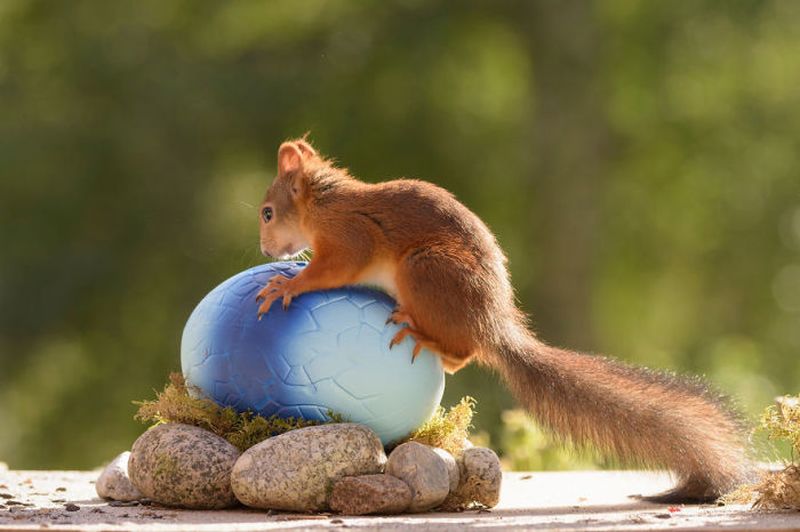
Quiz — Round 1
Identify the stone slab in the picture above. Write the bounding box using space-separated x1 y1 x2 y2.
0 469 797 531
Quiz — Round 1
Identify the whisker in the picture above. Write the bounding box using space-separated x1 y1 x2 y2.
233 243 264 267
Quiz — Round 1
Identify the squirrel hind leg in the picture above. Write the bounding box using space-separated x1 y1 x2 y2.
389 326 446 361
394 248 487 359
389 325 473 373
440 354 472 374
387 306 416 329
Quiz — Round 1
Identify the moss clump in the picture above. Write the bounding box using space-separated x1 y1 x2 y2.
719 482 758 506
136 374 477 455
134 373 340 451
406 396 476 456
723 394 800 509
750 466 800 510
227 410 344 450
761 395 800 457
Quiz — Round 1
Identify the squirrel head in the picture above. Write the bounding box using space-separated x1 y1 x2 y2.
258 139 319 259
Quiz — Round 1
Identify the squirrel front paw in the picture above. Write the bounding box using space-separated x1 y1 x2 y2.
256 275 295 317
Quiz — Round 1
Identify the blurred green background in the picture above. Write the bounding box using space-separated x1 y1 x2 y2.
2 0 800 470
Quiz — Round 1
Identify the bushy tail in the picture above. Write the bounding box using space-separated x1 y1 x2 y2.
485 330 753 502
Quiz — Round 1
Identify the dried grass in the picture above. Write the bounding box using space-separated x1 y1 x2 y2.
135 373 476 454
406 396 476 456
722 394 800 510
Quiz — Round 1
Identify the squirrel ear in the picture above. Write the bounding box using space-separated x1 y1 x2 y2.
295 139 317 158
277 142 303 175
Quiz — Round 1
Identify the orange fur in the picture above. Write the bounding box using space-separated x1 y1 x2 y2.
256 139 754 502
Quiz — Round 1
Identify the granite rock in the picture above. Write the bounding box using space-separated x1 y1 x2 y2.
442 446 502 510
128 423 240 509
96 452 143 502
231 423 386 512
329 474 412 515
385 441 449 512
432 448 460 493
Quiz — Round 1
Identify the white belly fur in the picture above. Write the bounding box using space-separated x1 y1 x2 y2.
356 260 398 297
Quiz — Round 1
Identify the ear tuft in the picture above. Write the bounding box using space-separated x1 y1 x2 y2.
295 138 317 158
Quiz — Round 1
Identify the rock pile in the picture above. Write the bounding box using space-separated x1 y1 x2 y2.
97 422 502 514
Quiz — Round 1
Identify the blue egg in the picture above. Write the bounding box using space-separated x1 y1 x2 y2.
181 262 445 445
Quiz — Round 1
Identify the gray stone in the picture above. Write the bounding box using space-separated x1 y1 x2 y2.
128 423 240 509
432 448 460 493
442 447 503 510
385 441 449 512
95 452 143 502
329 474 412 515
231 423 386 512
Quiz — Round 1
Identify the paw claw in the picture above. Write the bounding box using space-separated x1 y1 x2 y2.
390 327 411 348
388 326 448 366
255 274 294 317
257 299 274 316
387 308 416 329
412 343 423 361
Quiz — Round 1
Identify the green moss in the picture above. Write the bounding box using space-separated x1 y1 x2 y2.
405 396 476 456
153 452 179 480
760 395 800 457
136 374 476 456
134 373 342 451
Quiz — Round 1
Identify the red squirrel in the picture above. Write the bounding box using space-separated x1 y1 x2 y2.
255 138 751 502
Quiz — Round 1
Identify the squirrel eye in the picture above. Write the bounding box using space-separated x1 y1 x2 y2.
261 206 273 223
